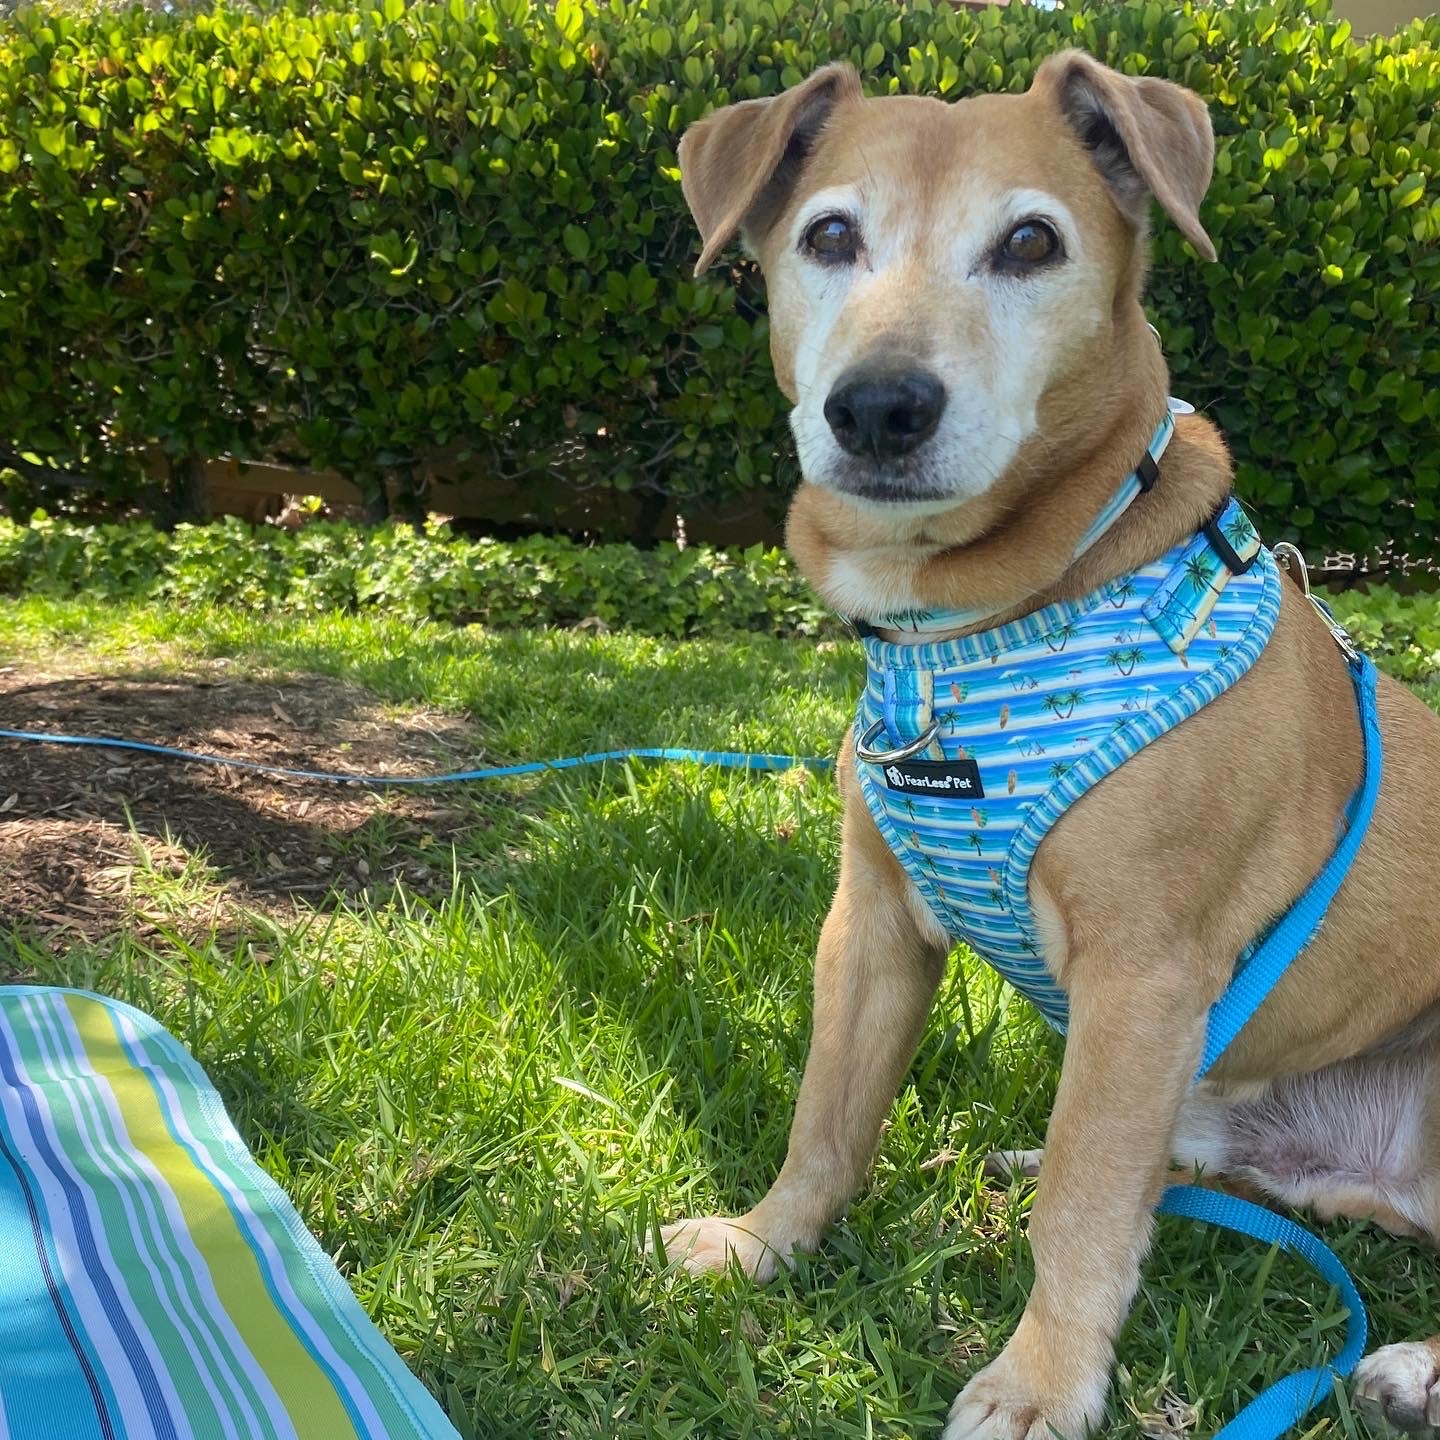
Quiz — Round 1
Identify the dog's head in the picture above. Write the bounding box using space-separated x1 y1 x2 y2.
678 54 1214 520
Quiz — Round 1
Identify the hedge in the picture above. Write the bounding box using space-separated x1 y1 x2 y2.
0 0 1437 560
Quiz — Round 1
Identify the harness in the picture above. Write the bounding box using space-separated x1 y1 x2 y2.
848 405 1381 1440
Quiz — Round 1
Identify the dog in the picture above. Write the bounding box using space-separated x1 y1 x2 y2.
652 52 1440 1439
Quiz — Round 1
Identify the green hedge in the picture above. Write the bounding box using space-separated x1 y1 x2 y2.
1 0 1437 559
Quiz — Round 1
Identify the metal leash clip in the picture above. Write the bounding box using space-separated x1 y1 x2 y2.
1272 541 1359 662
854 718 941 764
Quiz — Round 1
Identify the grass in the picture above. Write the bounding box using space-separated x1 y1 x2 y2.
1 593 1434 1440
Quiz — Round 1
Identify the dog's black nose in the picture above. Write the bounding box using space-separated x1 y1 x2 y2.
823 368 946 460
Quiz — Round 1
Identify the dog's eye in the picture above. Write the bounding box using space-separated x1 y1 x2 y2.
997 220 1061 269
803 214 858 262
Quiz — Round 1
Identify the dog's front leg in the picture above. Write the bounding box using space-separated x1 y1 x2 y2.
653 774 949 1281
944 953 1208 1440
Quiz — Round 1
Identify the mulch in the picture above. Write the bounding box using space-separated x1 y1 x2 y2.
0 661 490 961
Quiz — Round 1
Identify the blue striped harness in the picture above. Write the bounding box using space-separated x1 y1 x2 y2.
847 408 1382 1440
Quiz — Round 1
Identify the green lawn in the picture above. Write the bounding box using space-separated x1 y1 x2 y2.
1 594 1433 1440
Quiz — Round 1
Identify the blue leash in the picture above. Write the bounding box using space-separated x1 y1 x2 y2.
0 728 832 784
1198 654 1383 1076
1154 652 1381 1440
1157 1184 1368 1440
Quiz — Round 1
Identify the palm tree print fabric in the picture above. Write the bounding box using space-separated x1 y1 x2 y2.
1141 506 1263 655
855 499 1282 1033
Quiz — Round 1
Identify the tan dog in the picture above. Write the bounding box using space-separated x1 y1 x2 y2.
654 53 1440 1439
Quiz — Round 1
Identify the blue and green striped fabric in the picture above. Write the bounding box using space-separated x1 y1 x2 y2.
0 986 461 1440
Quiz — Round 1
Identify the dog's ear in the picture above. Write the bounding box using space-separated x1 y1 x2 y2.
1034 51 1216 262
678 63 863 275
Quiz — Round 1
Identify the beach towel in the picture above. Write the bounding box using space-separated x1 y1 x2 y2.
0 985 461 1440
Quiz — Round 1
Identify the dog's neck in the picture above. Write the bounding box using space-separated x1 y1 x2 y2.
785 329 1235 643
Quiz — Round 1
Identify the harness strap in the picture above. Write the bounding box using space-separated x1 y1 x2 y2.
881 669 943 759
1203 503 1261 576
1198 654 1382 1078
1142 499 1264 656
1135 447 1160 493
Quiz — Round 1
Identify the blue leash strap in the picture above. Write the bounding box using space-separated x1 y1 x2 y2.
1198 654 1382 1078
1157 1184 1368 1440
0 728 832 785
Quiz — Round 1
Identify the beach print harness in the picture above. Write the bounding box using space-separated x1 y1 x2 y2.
847 403 1383 1440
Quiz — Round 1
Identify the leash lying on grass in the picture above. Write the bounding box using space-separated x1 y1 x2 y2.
0 729 833 783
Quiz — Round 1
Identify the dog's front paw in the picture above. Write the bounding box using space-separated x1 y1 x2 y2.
1354 1342 1440 1432
942 1342 1106 1440
645 1214 790 1282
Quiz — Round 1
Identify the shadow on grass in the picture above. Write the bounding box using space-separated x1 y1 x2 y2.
0 670 535 950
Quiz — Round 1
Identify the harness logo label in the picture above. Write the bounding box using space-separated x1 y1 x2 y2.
881 758 985 797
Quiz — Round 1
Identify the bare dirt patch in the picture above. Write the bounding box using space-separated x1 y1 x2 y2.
0 663 491 959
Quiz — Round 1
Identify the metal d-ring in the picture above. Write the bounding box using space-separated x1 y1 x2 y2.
1271 541 1312 596
854 718 941 765
1272 541 1359 661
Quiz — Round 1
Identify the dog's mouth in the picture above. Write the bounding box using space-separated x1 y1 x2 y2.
841 478 951 504
826 455 956 507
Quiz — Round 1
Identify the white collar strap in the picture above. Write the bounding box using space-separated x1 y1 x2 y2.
848 400 1187 643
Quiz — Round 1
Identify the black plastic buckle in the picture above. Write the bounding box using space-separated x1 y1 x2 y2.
1135 449 1160 493
1202 498 1257 576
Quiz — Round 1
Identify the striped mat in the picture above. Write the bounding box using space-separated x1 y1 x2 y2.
0 986 460 1440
